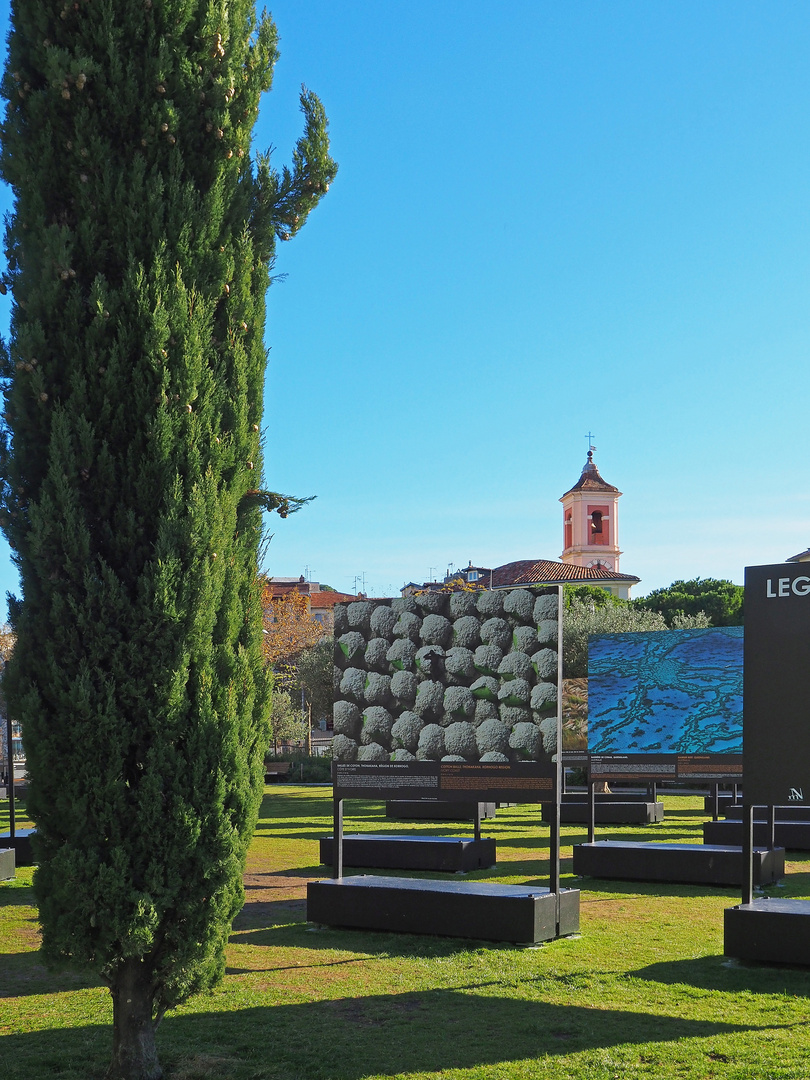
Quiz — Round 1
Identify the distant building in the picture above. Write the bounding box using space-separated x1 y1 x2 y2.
404 449 640 600
263 575 359 633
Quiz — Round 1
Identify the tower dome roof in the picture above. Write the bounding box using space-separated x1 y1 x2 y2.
561 450 620 497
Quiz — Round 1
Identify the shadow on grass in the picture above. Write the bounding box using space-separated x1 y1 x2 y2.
0 886 37 908
629 954 810 996
0 949 103 998
228 920 510 957
0 988 785 1080
231 898 307 933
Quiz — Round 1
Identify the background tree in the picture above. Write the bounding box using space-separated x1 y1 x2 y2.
267 689 309 755
563 583 625 610
0 4 335 1079
296 636 334 725
563 599 710 678
261 586 323 690
634 578 744 626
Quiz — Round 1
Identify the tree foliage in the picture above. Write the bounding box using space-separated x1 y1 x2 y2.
0 3 335 1077
563 600 710 678
563 584 625 610
634 578 744 626
267 689 308 754
296 636 334 724
261 587 323 672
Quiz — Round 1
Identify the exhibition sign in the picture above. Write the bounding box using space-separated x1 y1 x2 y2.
744 563 810 807
332 760 554 803
586 627 743 782
331 586 561 803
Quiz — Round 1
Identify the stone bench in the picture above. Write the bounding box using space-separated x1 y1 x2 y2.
307 875 580 944
1 829 35 866
703 819 810 851
542 801 664 825
723 805 810 822
0 848 14 881
319 834 496 872
264 762 291 782
573 840 784 886
725 898 810 965
386 801 496 822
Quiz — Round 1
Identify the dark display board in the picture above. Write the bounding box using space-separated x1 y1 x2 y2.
744 563 810 806
333 760 555 803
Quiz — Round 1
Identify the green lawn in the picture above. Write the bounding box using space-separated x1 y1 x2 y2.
2 789 810 1079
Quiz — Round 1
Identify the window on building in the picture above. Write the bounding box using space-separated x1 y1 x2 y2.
467 571 479 582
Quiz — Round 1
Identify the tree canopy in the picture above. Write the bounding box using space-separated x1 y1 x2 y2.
0 3 335 1077
634 578 744 626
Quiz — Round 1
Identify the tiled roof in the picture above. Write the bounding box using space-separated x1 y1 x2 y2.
491 559 640 587
561 452 619 496
309 591 359 608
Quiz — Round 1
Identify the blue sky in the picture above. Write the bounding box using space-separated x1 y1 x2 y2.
0 1 808 607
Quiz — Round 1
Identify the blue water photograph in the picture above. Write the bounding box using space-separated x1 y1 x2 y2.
587 627 743 755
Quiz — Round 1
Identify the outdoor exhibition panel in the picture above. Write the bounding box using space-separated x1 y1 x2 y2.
307 588 578 944
585 627 744 786
569 627 757 887
724 563 810 965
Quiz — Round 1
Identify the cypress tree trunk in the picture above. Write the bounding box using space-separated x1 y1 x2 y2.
108 959 162 1080
0 4 335 1077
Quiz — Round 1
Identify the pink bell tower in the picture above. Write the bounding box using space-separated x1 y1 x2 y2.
560 442 622 572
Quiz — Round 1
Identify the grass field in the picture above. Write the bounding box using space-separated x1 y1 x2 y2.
2 789 810 1079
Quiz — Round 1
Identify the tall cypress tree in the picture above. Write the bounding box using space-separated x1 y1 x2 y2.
0 4 335 1078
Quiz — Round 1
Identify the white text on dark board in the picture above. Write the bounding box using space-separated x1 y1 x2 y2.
766 577 810 597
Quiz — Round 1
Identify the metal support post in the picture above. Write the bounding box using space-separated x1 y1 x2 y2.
742 803 754 905
333 797 344 880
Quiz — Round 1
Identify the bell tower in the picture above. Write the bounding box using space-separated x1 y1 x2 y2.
560 445 622 572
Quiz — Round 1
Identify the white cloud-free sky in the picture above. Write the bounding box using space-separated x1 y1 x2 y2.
0 1 808 608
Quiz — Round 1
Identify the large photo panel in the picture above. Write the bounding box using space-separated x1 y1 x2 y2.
331 587 561 802
744 563 810 806
586 627 743 782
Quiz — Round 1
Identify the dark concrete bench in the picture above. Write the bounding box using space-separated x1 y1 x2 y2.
307 875 580 944
319 834 496 872
725 898 810 965
573 840 784 886
386 801 496 822
0 848 14 880
542 801 664 825
723 805 810 822
562 793 654 803
704 793 741 814
264 762 291 782
1 830 35 866
704 819 810 851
